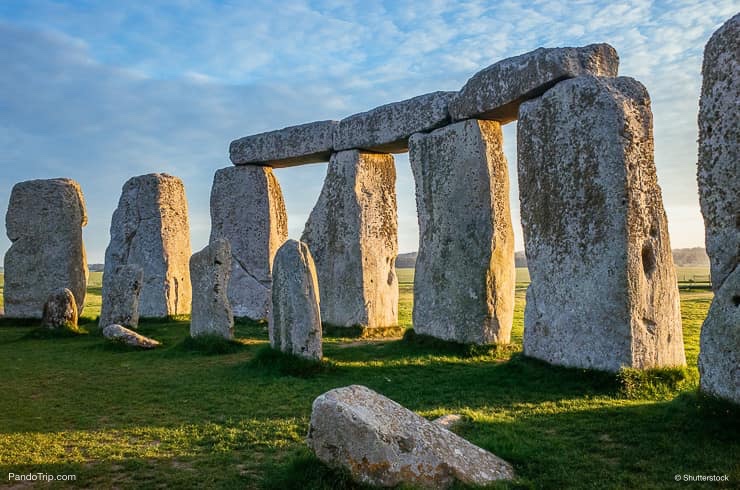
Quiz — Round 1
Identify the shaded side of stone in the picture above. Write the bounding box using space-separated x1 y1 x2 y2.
301 150 398 328
518 75 684 372
449 43 619 123
229 120 337 167
269 239 322 360
3 178 88 318
99 265 143 329
333 91 456 153
209 166 288 320
103 173 192 318
190 239 234 340
410 119 515 344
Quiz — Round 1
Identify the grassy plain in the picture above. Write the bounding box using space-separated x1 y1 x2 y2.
0 268 737 489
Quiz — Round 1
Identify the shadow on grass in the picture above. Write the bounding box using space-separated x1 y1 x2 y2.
244 345 336 378
177 334 249 355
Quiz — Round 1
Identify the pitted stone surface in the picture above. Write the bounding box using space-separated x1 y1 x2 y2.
41 288 78 330
4 178 88 318
99 265 143 329
103 324 160 349
697 13 739 292
209 166 288 320
333 91 456 153
269 239 322 360
410 119 514 345
190 239 234 340
697 14 739 404
301 150 398 328
307 385 514 488
230 120 337 167
103 173 192 318
518 75 685 372
449 43 619 123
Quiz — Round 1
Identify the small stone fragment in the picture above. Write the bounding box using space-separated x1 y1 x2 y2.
230 120 337 167
307 385 514 488
269 239 322 360
99 265 143 329
41 288 78 331
432 414 463 431
102 324 160 349
190 239 234 340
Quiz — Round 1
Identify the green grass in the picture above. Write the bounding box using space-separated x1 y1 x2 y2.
0 269 737 489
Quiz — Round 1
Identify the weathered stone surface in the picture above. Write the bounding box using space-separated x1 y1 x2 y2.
102 324 160 349
99 265 143 329
230 120 337 167
409 120 514 344
697 13 739 292
697 14 739 404
269 239 322 360
333 91 456 153
190 239 234 340
41 288 78 330
209 166 288 320
518 75 685 372
432 414 463 430
301 150 398 328
449 43 619 123
3 178 88 318
307 385 514 488
698 267 739 404
103 173 192 318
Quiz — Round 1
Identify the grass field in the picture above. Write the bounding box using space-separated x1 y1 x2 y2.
0 268 737 489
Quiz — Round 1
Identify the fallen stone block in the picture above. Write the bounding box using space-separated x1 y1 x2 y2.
230 120 337 167
307 385 514 488
102 324 160 349
449 43 619 123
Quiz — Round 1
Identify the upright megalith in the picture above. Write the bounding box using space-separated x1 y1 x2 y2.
190 239 234 340
209 166 288 320
41 288 78 331
3 178 88 318
302 150 398 328
518 75 684 372
270 239 322 360
103 173 192 318
409 120 515 344
697 14 739 404
449 43 619 123
99 265 143 329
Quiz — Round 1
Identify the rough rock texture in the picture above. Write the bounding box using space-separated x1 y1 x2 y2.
102 324 160 349
269 239 322 360
230 120 337 167
409 120 514 344
518 75 685 372
99 265 143 329
3 178 88 318
307 385 514 488
449 43 619 123
333 91 456 153
41 288 78 330
697 13 739 292
190 239 234 340
432 414 462 430
209 166 288 320
103 173 192 318
697 14 739 404
301 150 398 328
698 268 740 403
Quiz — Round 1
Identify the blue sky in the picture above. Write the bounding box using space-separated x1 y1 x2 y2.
0 0 736 262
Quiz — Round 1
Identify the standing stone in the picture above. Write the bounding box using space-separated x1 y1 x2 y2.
3 178 88 318
102 173 192 318
518 75 685 372
697 14 739 404
449 43 619 123
270 239 322 360
190 239 234 340
99 265 143 329
409 120 515 344
209 166 288 320
41 288 78 330
302 150 398 328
